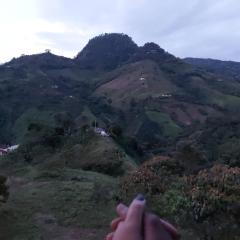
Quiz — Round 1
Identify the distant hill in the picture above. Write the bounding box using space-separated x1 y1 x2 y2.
6 51 74 69
1 33 240 153
184 57 240 82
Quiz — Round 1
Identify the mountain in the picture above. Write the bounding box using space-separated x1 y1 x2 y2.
6 51 74 69
1 33 240 240
2 33 240 149
184 57 240 82
2 32 240 154
75 33 138 69
0 52 91 143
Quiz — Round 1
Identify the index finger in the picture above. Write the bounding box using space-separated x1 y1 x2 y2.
125 194 146 228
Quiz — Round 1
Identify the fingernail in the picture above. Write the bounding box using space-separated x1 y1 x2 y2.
135 193 145 201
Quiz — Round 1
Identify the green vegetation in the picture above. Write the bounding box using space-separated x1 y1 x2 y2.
180 116 240 167
146 111 182 138
0 175 8 203
119 158 240 239
1 33 240 239
212 93 240 111
13 108 56 142
76 33 138 70
0 168 117 240
184 57 240 82
46 135 136 176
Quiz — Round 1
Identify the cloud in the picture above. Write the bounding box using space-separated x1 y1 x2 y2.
1 0 240 62
35 0 240 60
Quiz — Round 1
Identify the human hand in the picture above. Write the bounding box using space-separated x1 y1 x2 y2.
106 195 180 240
106 195 146 240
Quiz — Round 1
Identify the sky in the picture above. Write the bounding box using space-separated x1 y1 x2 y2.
1 0 240 63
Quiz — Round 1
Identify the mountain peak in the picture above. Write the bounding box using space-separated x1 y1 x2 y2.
142 42 165 53
128 41 177 64
75 33 138 70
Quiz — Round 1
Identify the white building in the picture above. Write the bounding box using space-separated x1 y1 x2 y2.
94 128 110 137
6 145 19 152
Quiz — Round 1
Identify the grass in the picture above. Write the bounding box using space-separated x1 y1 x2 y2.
0 129 136 239
211 92 240 111
0 167 117 240
146 111 182 138
43 134 137 176
13 108 56 143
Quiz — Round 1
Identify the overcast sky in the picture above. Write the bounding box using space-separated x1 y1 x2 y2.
1 0 240 63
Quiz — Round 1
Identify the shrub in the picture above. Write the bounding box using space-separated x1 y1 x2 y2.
184 164 240 222
119 156 183 201
175 141 208 173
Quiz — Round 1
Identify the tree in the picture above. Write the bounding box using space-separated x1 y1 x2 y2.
0 176 8 203
75 33 138 69
54 112 75 135
185 164 240 222
108 125 122 138
175 141 207 173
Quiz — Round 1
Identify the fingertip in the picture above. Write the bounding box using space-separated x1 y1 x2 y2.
116 203 128 217
126 198 146 224
133 194 146 207
135 193 145 201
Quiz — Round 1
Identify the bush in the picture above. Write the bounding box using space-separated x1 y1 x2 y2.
119 156 183 201
184 164 240 222
175 141 208 173
152 187 191 222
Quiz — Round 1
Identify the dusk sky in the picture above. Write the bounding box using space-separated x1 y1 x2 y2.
1 0 240 63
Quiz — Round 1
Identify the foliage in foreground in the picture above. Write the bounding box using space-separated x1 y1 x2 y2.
119 157 240 239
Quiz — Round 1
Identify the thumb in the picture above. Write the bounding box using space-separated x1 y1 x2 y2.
125 194 146 228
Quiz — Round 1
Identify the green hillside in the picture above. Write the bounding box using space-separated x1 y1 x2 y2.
1 33 240 239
